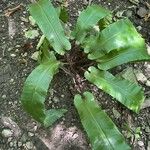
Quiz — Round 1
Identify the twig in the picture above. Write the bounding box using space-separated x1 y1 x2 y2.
4 4 23 17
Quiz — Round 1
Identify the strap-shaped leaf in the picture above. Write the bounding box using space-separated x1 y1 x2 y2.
29 0 71 55
21 52 67 127
97 47 150 70
72 5 110 43
84 67 145 113
74 92 131 150
84 19 147 60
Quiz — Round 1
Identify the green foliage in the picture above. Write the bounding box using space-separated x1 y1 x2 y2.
21 0 150 149
84 66 144 113
74 92 131 150
21 48 67 127
72 5 110 43
29 0 71 55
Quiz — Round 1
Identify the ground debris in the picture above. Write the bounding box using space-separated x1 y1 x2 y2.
141 98 150 109
4 4 23 17
1 116 21 138
128 0 139 5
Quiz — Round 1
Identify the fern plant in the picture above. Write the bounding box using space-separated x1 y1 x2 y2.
21 0 150 149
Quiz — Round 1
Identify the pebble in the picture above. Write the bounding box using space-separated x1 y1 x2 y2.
146 80 150 87
2 94 7 99
10 79 14 83
31 51 39 61
145 127 150 133
135 71 147 83
28 132 34 137
137 7 148 18
1 117 21 137
53 97 59 103
9 142 13 147
25 141 34 149
138 141 144 147
10 54 16 57
147 45 150 55
2 129 13 138
18 141 22 147
147 141 150 150
125 10 132 18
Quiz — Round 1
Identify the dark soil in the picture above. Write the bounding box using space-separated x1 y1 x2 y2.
0 0 150 150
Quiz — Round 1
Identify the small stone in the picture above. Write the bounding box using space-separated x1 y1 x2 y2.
2 129 13 138
20 17 28 23
141 98 150 109
8 137 13 142
25 142 34 149
125 10 132 17
22 52 27 57
20 133 28 142
53 97 59 103
1 117 21 137
147 45 150 55
137 7 148 18
9 141 13 147
145 127 150 133
2 94 6 99
135 70 147 83
146 80 150 87
10 79 14 83
10 54 16 57
136 26 142 31
112 108 121 119
8 48 13 51
28 132 34 137
147 141 150 150
138 141 144 147
33 125 38 131
31 51 39 61
18 141 22 147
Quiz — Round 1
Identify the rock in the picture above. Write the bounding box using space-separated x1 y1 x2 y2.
10 54 16 57
147 44 150 55
146 80 150 87
137 7 148 18
141 98 150 109
2 94 7 99
20 133 28 142
1 117 21 137
31 51 39 61
2 129 13 138
53 97 59 103
112 108 121 119
136 26 142 31
147 141 150 150
145 127 150 133
18 141 22 147
28 132 34 137
135 70 147 83
25 141 34 149
138 140 144 147
125 10 133 17
9 141 13 147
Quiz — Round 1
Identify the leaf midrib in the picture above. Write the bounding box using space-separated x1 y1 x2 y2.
36 2 65 51
29 64 53 116
83 101 115 150
88 72 134 107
